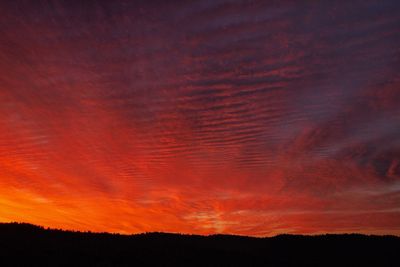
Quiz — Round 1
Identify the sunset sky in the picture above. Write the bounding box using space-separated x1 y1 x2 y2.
0 0 400 236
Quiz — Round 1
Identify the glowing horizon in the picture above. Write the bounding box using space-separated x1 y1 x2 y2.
0 1 400 236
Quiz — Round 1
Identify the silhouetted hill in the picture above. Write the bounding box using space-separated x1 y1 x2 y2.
0 223 399 266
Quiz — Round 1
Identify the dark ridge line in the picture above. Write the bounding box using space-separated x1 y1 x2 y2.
1 222 399 239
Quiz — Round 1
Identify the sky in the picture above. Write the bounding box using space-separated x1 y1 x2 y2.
0 0 400 236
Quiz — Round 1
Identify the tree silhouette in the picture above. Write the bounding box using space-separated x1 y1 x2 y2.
0 222 399 266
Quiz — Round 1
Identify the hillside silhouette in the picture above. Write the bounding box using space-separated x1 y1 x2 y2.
0 223 399 266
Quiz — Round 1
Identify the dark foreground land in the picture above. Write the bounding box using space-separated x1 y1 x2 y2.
0 223 399 267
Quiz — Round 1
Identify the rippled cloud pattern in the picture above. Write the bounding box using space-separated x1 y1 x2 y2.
0 0 400 235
